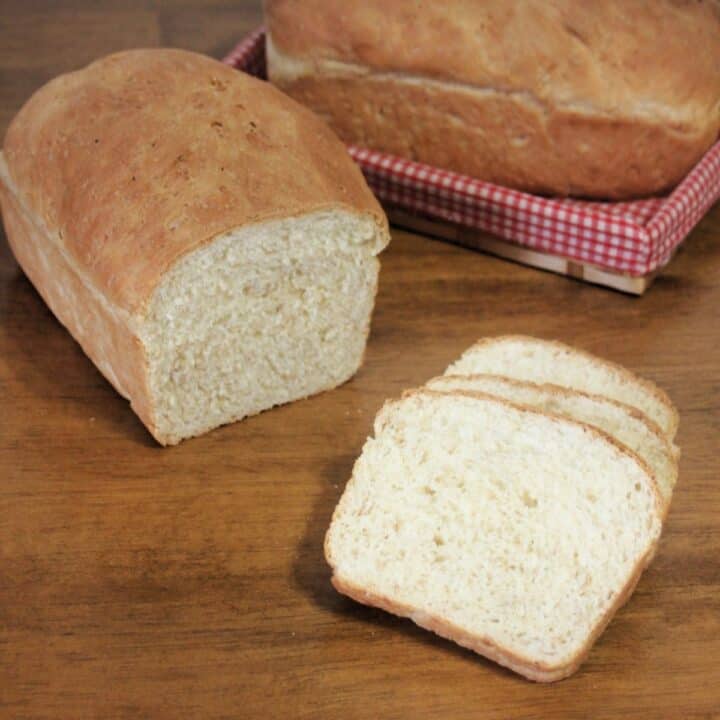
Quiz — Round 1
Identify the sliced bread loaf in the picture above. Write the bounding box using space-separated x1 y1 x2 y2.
325 390 663 682
427 374 678 513
445 336 678 439
0 50 389 445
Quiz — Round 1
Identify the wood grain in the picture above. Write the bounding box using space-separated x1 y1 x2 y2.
1 3 719 718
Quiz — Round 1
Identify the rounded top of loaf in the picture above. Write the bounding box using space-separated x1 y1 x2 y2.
1 48 389 314
266 0 720 133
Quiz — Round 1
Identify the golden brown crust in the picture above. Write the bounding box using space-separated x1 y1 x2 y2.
271 72 715 199
331 554 651 683
0 160 157 435
2 49 388 315
455 335 680 439
325 388 664 681
266 0 720 115
331 574 580 682
265 0 720 198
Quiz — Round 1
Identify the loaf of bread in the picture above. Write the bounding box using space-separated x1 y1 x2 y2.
265 0 720 199
0 49 390 444
325 390 663 682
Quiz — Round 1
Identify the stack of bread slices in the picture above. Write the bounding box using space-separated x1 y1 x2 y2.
325 336 678 682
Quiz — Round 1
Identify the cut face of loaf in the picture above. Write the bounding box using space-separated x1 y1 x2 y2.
427 374 678 512
0 49 390 444
142 211 381 443
325 390 663 682
446 336 678 439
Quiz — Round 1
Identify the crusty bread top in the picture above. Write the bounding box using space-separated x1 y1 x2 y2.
2 49 388 315
265 0 720 135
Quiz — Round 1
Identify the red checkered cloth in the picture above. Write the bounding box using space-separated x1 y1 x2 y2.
224 28 720 277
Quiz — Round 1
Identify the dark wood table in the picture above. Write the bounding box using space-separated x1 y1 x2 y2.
1 3 719 718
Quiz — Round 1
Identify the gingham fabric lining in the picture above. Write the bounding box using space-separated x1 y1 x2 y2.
224 28 720 277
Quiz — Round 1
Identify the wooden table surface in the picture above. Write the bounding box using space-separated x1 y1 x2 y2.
1 3 719 718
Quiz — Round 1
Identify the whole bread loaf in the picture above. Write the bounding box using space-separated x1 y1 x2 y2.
0 49 390 444
265 0 720 199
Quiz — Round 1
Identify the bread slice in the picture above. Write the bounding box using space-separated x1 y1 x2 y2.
427 374 678 513
446 336 678 439
325 390 663 682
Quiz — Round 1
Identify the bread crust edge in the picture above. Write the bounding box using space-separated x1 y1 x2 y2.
450 335 679 439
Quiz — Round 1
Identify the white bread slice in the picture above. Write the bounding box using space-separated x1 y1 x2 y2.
427 374 678 513
446 336 678 439
325 390 663 682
